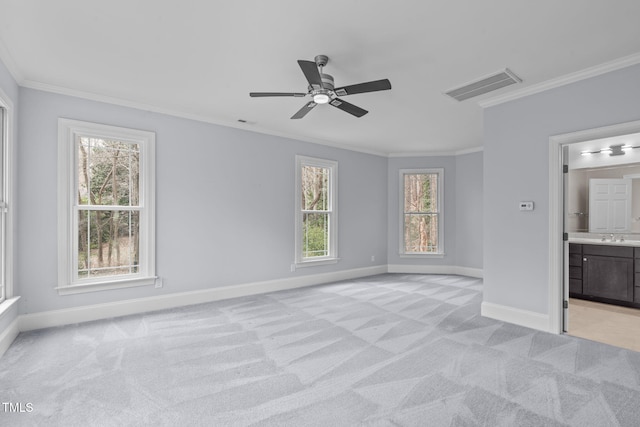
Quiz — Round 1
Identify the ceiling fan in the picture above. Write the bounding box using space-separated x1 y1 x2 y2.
250 55 391 119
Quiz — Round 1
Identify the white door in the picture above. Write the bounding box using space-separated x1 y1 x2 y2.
589 178 631 233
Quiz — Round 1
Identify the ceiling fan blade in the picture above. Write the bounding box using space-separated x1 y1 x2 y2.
297 60 323 88
329 98 368 117
291 101 317 119
250 92 306 97
334 79 392 96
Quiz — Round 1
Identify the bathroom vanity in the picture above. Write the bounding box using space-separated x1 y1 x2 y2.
569 240 640 307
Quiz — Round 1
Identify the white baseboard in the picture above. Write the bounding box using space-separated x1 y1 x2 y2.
387 264 483 278
14 264 486 333
481 301 550 332
19 265 387 332
0 317 19 358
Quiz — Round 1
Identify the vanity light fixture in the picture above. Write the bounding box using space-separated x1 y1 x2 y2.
609 145 625 156
580 143 640 156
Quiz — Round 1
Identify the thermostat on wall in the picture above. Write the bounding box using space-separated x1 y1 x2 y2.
519 201 534 211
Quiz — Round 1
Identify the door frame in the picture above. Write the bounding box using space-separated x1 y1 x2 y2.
549 119 640 334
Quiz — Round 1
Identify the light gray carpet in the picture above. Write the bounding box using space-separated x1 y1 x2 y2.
2 273 640 426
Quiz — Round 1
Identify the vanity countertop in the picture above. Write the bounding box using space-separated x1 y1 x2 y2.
569 237 640 247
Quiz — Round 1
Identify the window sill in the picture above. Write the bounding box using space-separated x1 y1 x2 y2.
399 253 445 259
0 296 20 321
56 276 158 295
295 258 340 269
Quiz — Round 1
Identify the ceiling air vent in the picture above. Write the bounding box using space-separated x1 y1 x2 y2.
445 68 522 101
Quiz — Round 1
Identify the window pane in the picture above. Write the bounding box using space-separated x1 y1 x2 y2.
404 214 438 252
77 138 90 205
302 166 328 210
404 173 437 213
303 212 328 258
79 137 140 206
78 209 140 278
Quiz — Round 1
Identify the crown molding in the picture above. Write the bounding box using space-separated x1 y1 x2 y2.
20 79 390 158
454 146 484 156
479 51 640 108
388 146 483 158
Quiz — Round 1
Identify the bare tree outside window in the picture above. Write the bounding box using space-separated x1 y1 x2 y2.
301 165 329 258
295 156 337 265
77 137 141 278
403 172 440 253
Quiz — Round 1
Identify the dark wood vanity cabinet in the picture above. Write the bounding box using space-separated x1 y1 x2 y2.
583 245 634 302
568 243 583 295
570 243 637 306
635 248 640 304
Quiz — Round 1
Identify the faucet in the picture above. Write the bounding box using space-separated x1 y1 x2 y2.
610 234 616 242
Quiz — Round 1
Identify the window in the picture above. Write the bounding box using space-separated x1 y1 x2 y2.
58 119 155 294
400 169 444 255
295 156 338 266
0 104 7 303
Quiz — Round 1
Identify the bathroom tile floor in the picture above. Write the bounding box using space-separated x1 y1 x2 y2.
568 298 640 352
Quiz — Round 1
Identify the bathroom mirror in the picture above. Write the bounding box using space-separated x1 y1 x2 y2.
567 162 640 233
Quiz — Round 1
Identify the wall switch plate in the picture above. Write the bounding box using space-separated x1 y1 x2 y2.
290 264 296 272
155 277 163 288
519 201 534 211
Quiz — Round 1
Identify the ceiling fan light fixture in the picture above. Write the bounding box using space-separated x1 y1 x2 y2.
313 93 330 104
250 55 391 119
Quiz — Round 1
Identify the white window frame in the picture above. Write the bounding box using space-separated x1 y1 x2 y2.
57 119 156 295
295 155 338 267
0 89 12 305
399 168 444 257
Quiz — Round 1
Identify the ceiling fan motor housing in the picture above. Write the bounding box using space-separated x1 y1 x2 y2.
320 73 334 90
314 54 329 68
309 73 334 94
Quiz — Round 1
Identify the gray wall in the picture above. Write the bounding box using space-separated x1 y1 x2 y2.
387 152 483 269
455 151 483 269
16 88 389 314
0 57 19 336
3 59 486 321
484 63 640 315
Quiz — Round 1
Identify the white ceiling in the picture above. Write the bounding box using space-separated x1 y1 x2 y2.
1 1 640 156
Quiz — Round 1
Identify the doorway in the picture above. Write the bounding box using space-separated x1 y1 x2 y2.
549 119 640 351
